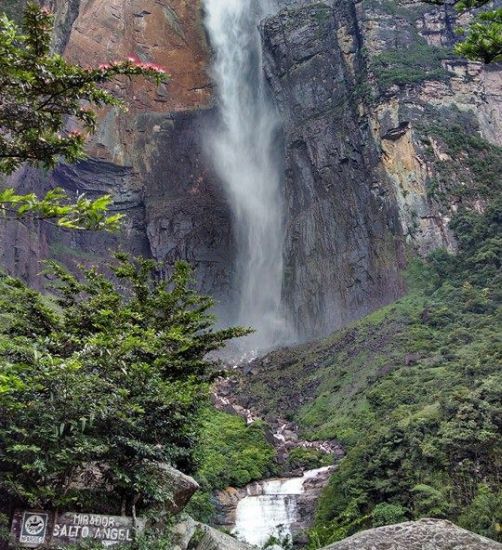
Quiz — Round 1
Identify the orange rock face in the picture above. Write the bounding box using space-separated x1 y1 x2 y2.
66 0 211 112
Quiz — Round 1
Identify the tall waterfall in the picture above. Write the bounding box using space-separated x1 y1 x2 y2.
203 0 288 351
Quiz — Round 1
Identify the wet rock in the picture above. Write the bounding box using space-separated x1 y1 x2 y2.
214 487 245 527
322 518 502 549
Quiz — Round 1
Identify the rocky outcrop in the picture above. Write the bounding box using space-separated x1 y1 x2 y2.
261 0 502 339
172 517 253 550
154 464 200 515
322 518 502 549
189 523 253 550
263 1 406 339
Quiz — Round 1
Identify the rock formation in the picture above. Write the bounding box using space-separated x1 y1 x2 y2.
322 518 502 549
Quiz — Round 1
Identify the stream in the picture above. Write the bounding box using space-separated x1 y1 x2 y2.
214 375 343 547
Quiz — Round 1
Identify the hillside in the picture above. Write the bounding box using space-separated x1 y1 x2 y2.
234 198 501 545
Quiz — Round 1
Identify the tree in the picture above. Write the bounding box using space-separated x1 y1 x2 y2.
455 8 502 64
425 0 502 63
0 255 249 515
0 3 168 230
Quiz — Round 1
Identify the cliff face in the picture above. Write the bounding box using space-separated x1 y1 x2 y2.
0 0 500 340
0 0 235 310
262 0 502 338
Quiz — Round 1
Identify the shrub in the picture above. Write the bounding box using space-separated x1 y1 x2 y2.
371 503 408 527
372 45 451 89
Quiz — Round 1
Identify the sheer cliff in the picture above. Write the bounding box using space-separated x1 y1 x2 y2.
0 0 500 342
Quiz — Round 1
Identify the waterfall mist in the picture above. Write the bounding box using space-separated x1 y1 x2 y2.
203 0 290 352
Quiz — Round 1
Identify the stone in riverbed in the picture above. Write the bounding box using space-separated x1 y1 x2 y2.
322 518 502 549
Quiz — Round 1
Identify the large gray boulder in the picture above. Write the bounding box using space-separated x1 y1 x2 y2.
154 464 200 515
172 518 252 550
71 462 199 515
190 524 253 550
323 519 502 549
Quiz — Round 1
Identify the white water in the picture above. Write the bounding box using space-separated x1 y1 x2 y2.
203 0 289 351
233 467 332 547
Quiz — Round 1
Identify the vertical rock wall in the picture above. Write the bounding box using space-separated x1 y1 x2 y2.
262 0 501 339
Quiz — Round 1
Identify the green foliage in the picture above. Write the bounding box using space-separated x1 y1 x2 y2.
309 200 502 543
0 4 167 230
187 408 277 523
0 187 123 230
371 44 451 90
458 484 502 539
188 409 280 526
423 0 501 63
0 256 248 515
195 409 277 489
45 528 175 550
411 484 450 518
371 503 407 527
264 533 293 549
287 448 332 471
241 200 501 546
455 9 502 63
422 123 502 207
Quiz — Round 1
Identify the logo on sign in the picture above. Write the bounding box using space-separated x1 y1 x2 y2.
20 512 49 545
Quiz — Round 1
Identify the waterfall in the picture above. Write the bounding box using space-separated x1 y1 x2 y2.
203 0 289 351
233 467 333 547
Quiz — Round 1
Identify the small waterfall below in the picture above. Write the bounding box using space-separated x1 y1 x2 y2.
203 0 289 351
233 467 333 547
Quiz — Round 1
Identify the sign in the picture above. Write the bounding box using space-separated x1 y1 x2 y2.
19 513 49 547
11 511 145 548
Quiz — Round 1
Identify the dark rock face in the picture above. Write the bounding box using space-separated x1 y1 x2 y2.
0 109 235 310
263 1 406 339
260 0 501 340
322 518 502 549
138 109 235 309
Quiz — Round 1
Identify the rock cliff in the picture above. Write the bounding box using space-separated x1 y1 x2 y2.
0 0 500 340
262 0 502 338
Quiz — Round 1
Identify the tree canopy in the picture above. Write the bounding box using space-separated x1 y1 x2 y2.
427 0 502 63
0 255 249 516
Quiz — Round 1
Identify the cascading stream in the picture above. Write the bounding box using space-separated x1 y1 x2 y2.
203 0 289 351
233 467 333 546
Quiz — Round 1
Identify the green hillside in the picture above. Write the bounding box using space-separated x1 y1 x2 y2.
236 198 502 546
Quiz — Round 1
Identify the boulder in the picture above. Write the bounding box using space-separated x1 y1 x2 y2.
171 517 199 550
322 519 502 549
154 464 200 515
187 523 252 550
